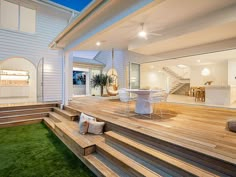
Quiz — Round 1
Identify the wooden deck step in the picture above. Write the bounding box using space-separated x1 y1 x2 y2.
105 120 236 176
0 112 49 123
85 153 127 177
96 141 162 177
64 105 80 115
48 112 63 123
53 107 78 121
0 107 53 117
0 117 43 128
0 103 57 112
44 117 56 129
53 123 95 156
105 131 221 177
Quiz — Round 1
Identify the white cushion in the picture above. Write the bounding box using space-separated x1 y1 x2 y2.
88 121 105 135
80 113 96 122
79 113 96 134
79 120 89 134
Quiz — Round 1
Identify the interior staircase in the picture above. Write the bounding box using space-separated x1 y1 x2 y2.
162 67 190 94
0 104 235 176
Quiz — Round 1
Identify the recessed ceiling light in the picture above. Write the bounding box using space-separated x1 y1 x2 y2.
96 41 101 46
177 64 187 68
197 60 201 63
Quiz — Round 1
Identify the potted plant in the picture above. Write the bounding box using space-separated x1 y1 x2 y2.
91 73 113 96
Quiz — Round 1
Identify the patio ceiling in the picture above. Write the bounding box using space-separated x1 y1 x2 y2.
52 0 236 58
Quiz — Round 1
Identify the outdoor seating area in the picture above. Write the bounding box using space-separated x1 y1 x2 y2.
1 0 236 176
118 88 169 118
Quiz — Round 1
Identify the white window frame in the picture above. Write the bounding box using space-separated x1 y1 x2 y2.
0 0 36 34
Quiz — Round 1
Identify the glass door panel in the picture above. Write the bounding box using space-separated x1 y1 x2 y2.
129 63 140 89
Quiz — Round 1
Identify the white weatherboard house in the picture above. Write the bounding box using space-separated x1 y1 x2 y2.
0 0 71 103
1 1 236 177
1 0 236 108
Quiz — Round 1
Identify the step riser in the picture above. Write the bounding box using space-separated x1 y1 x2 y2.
64 106 80 115
105 135 192 177
48 113 62 123
53 108 78 121
96 146 145 177
54 109 71 120
105 122 236 176
0 119 42 128
0 104 57 112
0 108 52 117
0 113 48 123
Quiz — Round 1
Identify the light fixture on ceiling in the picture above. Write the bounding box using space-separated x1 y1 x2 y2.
96 41 101 46
137 23 161 40
197 59 201 63
138 23 147 39
201 68 210 76
177 64 188 68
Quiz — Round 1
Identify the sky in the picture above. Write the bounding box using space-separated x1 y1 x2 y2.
50 0 93 12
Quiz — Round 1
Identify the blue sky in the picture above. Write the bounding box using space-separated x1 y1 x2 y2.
50 0 93 12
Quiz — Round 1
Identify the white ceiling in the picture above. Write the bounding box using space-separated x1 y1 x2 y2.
142 49 236 69
132 21 236 55
73 0 236 55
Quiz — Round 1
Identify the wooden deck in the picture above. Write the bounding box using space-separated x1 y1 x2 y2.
1 100 236 176
69 96 236 166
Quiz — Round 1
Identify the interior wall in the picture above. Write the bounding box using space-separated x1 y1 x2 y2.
0 58 36 104
228 59 236 85
190 61 228 86
140 65 168 90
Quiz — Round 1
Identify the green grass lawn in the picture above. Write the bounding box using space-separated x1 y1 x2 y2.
0 123 96 177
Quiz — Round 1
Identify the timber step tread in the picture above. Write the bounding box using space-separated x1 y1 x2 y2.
0 103 58 111
96 141 162 177
0 107 53 117
85 153 124 177
44 117 56 129
55 122 94 149
0 117 43 128
53 107 78 120
48 112 64 122
105 131 219 177
63 105 80 114
0 112 49 120
0 117 43 124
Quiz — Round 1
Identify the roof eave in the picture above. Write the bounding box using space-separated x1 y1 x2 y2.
49 0 105 49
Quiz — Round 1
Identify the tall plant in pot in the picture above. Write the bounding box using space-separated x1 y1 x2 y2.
91 73 113 96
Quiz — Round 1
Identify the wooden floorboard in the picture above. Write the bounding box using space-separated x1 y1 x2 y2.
69 96 236 165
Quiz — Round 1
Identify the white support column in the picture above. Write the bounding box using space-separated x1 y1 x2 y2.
63 51 73 106
85 71 90 95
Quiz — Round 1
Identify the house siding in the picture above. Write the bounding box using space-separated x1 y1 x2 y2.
0 0 70 101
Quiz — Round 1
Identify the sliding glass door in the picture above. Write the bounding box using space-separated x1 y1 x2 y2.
129 62 140 89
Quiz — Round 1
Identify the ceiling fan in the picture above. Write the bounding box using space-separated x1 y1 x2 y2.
137 23 162 40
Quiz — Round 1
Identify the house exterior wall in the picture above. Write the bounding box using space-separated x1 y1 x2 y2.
0 0 70 102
